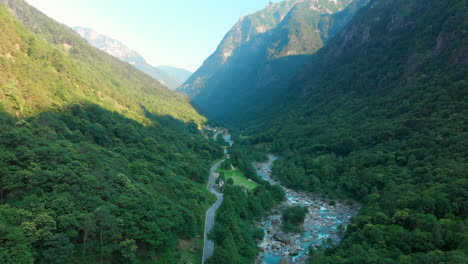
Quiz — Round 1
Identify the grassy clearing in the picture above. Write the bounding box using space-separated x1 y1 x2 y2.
218 169 259 190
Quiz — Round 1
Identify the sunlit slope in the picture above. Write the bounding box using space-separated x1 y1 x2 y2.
0 1 205 125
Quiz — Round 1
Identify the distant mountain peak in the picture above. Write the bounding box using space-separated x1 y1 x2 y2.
0 0 204 124
73 26 191 90
73 26 139 62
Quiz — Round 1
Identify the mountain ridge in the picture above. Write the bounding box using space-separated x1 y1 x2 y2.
73 26 191 90
157 65 192 85
0 0 204 124
178 0 367 122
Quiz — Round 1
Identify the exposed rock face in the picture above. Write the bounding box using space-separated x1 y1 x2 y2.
178 0 369 123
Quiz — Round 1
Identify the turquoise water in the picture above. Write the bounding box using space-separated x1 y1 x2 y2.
263 253 283 263
254 155 357 264
222 134 233 146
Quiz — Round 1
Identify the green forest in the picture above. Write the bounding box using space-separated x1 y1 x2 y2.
0 2 224 262
0 104 221 263
0 0 466 263
236 0 467 263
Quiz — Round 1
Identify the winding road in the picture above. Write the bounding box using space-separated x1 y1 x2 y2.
202 159 225 263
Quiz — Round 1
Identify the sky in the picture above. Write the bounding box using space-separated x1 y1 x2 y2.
26 0 281 72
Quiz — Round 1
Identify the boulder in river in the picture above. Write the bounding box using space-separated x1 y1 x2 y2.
272 218 281 226
289 245 302 256
280 256 293 264
274 232 291 244
272 243 281 250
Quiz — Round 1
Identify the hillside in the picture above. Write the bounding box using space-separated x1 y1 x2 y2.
0 0 205 125
73 26 185 90
178 0 366 122
0 0 223 263
0 104 222 264
238 0 467 262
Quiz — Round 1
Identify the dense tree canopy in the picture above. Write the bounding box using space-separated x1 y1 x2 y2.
0 105 222 263
236 0 467 262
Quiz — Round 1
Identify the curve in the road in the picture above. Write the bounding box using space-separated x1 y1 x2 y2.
202 159 225 263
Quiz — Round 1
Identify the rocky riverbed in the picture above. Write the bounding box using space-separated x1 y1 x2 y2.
253 154 360 264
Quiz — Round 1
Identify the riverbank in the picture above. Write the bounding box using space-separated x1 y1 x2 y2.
253 154 360 264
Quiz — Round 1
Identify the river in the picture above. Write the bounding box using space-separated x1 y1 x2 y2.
204 128 358 264
253 154 359 264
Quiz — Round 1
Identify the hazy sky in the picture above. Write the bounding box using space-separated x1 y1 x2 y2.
26 0 281 72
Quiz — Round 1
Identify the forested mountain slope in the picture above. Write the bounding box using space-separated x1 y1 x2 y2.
0 0 205 125
0 105 221 263
0 0 223 263
239 0 467 262
73 26 183 90
178 0 366 122
158 65 192 86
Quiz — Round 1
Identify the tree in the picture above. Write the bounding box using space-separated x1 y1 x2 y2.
0 220 33 264
40 234 74 264
119 239 137 264
282 206 308 233
81 214 95 259
93 206 120 263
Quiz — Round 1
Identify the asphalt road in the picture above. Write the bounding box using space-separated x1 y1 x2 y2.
202 160 225 263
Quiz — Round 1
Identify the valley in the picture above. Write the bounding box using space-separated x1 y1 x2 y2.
203 132 359 264
0 0 466 263
190 126 363 264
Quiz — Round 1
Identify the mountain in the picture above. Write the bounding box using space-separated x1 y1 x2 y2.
158 65 192 85
0 0 204 124
0 0 223 263
227 0 466 262
178 0 367 122
73 26 185 90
